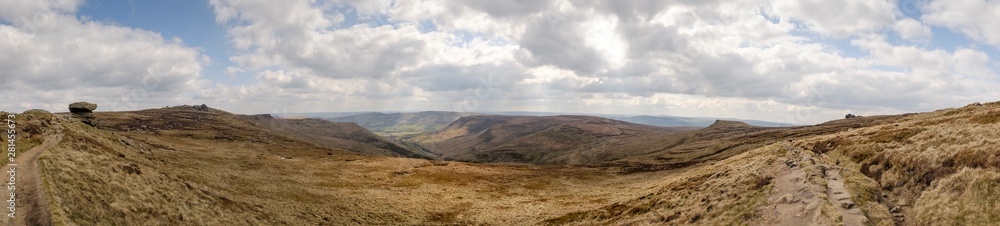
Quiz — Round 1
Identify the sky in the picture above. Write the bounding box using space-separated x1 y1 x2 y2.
1 0 999 124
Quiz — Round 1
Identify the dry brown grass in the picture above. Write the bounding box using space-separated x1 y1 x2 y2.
544 144 785 225
13 100 1000 225
0 110 56 165
794 101 1000 225
30 108 683 225
915 168 1000 224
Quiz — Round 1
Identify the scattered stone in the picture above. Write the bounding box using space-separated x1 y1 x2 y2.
777 194 795 203
804 200 822 211
785 159 797 168
120 139 135 147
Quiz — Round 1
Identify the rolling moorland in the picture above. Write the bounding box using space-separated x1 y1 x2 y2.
324 112 475 137
606 115 796 128
0 102 997 225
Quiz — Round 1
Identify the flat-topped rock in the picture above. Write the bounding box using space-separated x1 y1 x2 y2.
69 102 98 113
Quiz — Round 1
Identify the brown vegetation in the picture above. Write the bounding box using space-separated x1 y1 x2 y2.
4 100 1000 225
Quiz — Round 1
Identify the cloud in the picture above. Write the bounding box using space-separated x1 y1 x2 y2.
770 0 897 38
0 0 206 111
211 0 438 79
198 0 1000 124
7 0 998 125
922 0 1000 49
894 18 932 41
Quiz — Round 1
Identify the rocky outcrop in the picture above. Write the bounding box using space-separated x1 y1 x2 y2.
69 102 97 126
193 104 210 111
68 102 97 113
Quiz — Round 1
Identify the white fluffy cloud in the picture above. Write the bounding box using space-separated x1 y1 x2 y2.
5 0 1000 124
192 0 1000 124
0 0 207 111
894 18 932 41
770 0 897 38
922 0 1000 49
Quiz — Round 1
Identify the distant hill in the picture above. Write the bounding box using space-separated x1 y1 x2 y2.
93 106 432 159
409 115 697 164
239 114 436 159
323 111 475 135
410 113 882 168
607 115 795 127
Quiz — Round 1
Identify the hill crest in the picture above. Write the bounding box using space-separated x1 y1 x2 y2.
707 120 754 128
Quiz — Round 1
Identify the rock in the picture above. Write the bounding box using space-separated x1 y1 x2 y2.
777 194 795 203
804 200 822 211
193 104 210 111
120 139 135 147
69 102 97 113
840 201 854 209
69 102 98 126
785 159 797 168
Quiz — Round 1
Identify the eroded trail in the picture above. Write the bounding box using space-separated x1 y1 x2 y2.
825 166 867 225
760 143 868 226
5 133 62 226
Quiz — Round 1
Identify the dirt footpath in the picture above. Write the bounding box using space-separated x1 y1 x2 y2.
4 133 63 226
759 143 868 226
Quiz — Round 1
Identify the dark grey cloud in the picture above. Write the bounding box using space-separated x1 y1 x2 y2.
463 0 552 18
517 12 607 76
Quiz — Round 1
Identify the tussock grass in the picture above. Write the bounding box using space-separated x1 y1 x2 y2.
0 110 56 165
36 109 680 225
796 101 1000 225
915 168 1000 224
25 101 1000 225
545 144 784 225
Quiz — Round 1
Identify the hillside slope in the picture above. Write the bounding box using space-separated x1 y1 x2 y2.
5 102 1000 225
12 107 685 225
546 102 1000 225
410 115 696 164
610 115 795 127
93 106 429 159
324 111 474 135
239 114 435 159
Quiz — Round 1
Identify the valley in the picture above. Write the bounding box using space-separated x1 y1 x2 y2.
0 102 998 225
